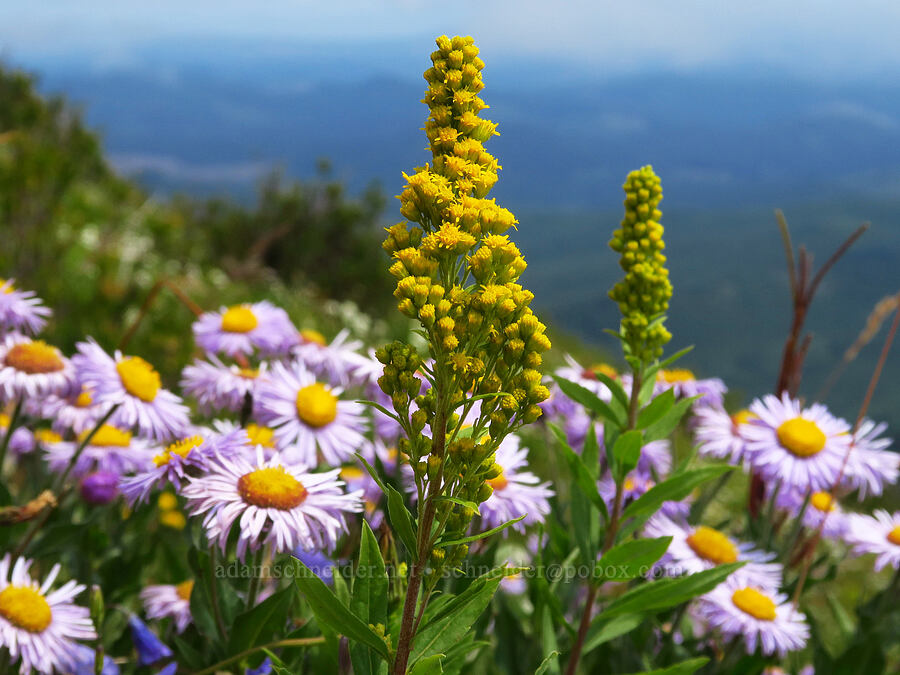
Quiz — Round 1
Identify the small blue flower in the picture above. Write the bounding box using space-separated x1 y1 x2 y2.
70 644 120 675
128 615 174 666
246 657 273 675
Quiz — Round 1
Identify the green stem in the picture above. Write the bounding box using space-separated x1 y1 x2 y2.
209 547 228 641
0 396 24 475
53 404 119 493
191 637 326 675
246 546 266 609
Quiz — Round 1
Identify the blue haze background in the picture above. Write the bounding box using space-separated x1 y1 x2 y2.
3 1 900 423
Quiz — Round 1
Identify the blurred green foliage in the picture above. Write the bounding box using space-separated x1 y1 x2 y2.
0 65 401 381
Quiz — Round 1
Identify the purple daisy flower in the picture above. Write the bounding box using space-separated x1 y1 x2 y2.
695 576 809 657
0 554 96 675
292 328 370 386
181 447 363 559
0 333 76 402
693 406 754 465
0 414 35 456
841 419 898 500
180 357 267 415
644 514 782 591
254 360 369 467
79 471 121 505
655 369 727 408
0 280 52 336
193 301 296 358
43 424 156 478
120 429 247 506
39 386 107 435
140 581 193 634
480 435 553 534
742 394 850 492
73 339 190 441
775 488 847 539
844 509 900 571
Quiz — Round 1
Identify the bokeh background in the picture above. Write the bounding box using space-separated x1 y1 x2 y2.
2 0 900 425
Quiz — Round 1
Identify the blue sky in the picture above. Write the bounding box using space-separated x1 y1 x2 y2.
2 1 900 80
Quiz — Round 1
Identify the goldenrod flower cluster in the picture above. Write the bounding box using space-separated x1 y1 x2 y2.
382 35 550 542
608 165 672 362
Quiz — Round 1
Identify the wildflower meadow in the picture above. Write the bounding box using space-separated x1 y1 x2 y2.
3 33 900 675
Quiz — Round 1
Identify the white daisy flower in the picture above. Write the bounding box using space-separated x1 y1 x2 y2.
43 424 156 478
254 360 369 466
776 488 848 539
742 394 850 492
181 447 363 559
0 280 51 336
655 369 727 408
845 509 900 571
180 356 267 415
140 581 193 634
842 419 898 500
693 407 754 465
72 339 190 441
293 328 370 386
0 334 76 402
0 554 96 675
644 514 782 591
192 301 297 358
696 576 809 657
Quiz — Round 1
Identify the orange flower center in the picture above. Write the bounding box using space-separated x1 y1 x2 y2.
300 329 327 346
731 587 777 621
5 341 64 374
686 526 738 565
776 417 826 457
154 435 204 467
221 306 258 333
238 467 308 510
175 580 194 602
887 526 900 546
487 470 508 491
295 383 338 428
116 356 161 402
0 586 52 633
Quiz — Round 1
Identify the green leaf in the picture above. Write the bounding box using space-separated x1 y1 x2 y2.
622 657 709 675
438 515 525 547
599 563 743 620
228 585 295 656
643 396 698 443
410 571 503 665
637 389 675 430
592 370 630 411
293 558 390 660
642 346 695 387
358 399 403 425
410 654 444 674
535 650 560 675
262 649 294 675
594 537 672 582
612 430 644 479
549 423 607 522
583 614 644 655
582 424 601 478
359 450 417 557
333 569 350 607
620 465 735 538
350 521 389 675
435 495 480 516
552 375 625 428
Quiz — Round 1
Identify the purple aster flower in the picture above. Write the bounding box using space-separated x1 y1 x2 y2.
43 424 156 478
293 328 370 386
80 471 120 505
180 357 268 415
693 406 754 465
0 279 51 336
254 360 369 467
845 509 900 571
73 339 190 441
293 548 337 586
340 464 384 529
39 386 107 435
695 576 809 657
193 301 296 358
181 447 363 559
841 419 898 500
742 394 850 492
480 435 553 534
0 555 96 675
0 333 76 402
140 581 193 634
0 415 35 456
775 488 848 539
655 369 727 408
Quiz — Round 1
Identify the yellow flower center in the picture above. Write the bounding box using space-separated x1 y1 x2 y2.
776 418 826 458
34 429 62 444
75 390 93 407
116 356 161 402
221 306 258 333
300 329 327 346
175 580 194 602
0 586 52 633
295 383 338 428
4 341 64 374
238 368 258 379
887 526 900 546
686 526 738 564
340 466 365 481
153 435 204 467
0 279 13 294
810 491 836 513
81 425 132 448
624 477 636 491
245 423 276 448
731 587 777 621
160 510 186 530
238 467 308 510
0 413 8 428
731 409 755 426
487 471 508 491
158 492 178 511
660 368 695 384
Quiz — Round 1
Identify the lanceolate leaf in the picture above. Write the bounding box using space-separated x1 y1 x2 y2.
611 430 644 480
227 585 296 656
583 614 645 656
622 657 710 675
409 654 444 674
350 522 389 675
552 376 625 428
594 536 672 582
637 389 675 430
293 559 390 660
549 423 608 521
437 515 525 547
355 454 419 557
642 396 698 443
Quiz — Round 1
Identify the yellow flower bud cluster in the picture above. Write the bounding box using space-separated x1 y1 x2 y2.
383 35 550 451
608 165 672 362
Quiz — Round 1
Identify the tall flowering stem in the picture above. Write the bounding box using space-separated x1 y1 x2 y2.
379 35 550 674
